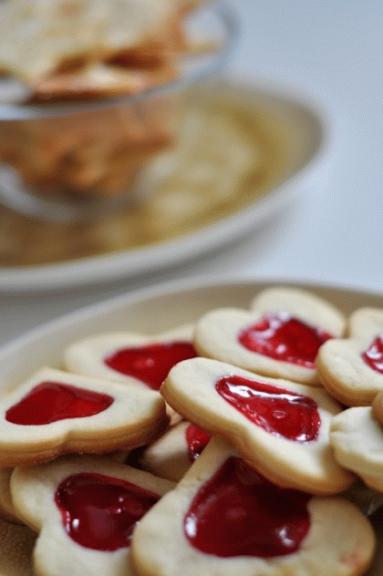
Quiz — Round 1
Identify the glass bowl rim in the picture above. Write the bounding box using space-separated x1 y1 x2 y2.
0 0 239 121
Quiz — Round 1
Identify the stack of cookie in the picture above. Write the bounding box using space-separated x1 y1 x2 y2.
0 0 199 197
1 286 383 575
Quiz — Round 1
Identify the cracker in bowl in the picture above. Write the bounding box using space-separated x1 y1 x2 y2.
0 0 204 199
0 0 192 84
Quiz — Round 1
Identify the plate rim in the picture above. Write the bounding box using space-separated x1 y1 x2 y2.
0 275 382 574
0 275 381 362
0 78 328 292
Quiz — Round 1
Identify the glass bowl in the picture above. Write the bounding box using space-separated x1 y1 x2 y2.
0 0 238 222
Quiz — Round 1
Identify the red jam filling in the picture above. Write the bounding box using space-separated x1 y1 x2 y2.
5 381 113 426
55 472 159 551
239 313 331 368
185 424 211 462
216 375 320 442
105 341 197 390
362 334 383 374
184 457 310 557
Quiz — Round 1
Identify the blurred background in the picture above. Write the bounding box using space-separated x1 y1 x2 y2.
0 0 382 342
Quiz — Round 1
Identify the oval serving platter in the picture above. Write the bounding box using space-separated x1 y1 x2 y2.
0 277 382 574
0 79 327 292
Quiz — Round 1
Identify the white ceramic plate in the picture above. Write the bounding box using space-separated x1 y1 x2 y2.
0 79 327 293
0 277 382 573
0 278 382 571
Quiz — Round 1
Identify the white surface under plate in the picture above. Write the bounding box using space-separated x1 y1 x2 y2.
0 79 327 292
0 277 382 574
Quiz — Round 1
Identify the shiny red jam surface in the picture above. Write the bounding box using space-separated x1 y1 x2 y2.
185 424 211 462
5 381 113 426
239 313 331 368
55 472 159 551
105 341 197 390
184 457 310 557
216 375 320 442
362 334 383 374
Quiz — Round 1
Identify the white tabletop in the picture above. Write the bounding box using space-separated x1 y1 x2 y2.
1 0 382 345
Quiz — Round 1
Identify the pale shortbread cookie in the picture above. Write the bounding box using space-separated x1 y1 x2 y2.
349 308 383 338
65 324 195 388
31 62 176 101
0 516 35 576
0 367 167 467
194 288 345 385
0 469 18 523
65 325 194 424
331 407 383 492
131 437 375 576
317 309 383 405
162 358 353 494
0 0 189 83
250 286 346 332
140 421 210 481
11 456 174 576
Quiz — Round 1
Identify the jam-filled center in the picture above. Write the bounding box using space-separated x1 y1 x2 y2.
185 424 211 462
184 457 310 557
105 341 197 390
55 472 159 551
5 381 113 426
362 334 383 374
216 375 320 442
239 313 331 368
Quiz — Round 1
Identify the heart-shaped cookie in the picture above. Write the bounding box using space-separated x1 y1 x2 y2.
161 357 353 494
348 308 383 338
0 367 167 467
64 325 196 391
11 456 174 576
194 288 345 385
317 307 383 405
131 437 374 576
331 406 383 492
